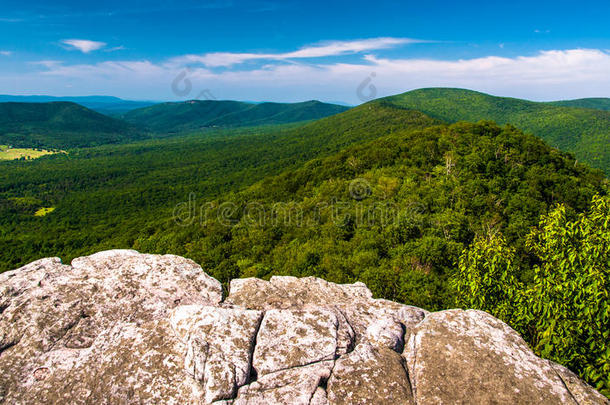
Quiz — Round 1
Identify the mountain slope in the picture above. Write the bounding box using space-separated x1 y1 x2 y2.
549 98 610 111
121 100 252 132
122 99 350 132
133 121 606 311
379 88 610 174
205 100 349 127
0 102 438 272
0 102 145 149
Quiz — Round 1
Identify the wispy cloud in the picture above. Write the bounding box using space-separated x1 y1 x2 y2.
0 51 12 56
173 37 423 67
104 46 126 53
62 39 106 53
0 17 23 23
30 60 63 68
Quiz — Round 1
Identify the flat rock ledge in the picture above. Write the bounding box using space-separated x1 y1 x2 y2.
0 250 607 405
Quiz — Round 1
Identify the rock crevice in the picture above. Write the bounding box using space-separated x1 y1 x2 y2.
0 250 607 404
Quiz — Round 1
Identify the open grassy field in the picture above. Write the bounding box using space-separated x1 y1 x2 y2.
0 145 60 160
34 207 55 216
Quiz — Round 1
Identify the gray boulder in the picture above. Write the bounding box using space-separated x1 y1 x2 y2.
402 309 609 405
0 250 607 404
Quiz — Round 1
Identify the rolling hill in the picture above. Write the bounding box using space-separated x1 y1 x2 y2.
378 88 610 174
121 99 350 132
549 97 610 111
0 102 145 149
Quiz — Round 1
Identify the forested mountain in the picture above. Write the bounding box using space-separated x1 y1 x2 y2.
380 88 610 174
0 102 436 271
133 121 606 310
0 102 145 149
121 99 350 132
549 97 610 111
0 95 156 115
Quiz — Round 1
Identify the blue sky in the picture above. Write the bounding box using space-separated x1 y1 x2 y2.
1 0 609 103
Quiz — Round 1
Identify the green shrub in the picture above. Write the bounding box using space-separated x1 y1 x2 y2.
452 195 610 396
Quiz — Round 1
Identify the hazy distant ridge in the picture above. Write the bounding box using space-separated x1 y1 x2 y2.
121 99 350 132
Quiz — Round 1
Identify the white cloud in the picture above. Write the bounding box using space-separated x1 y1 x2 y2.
62 39 106 53
6 45 610 104
44 60 171 79
0 50 12 56
172 37 422 67
359 49 609 86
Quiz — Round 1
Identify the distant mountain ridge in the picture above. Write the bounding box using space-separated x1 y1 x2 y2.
548 98 610 111
1 90 609 172
121 99 350 132
0 101 144 149
379 88 610 174
0 95 156 115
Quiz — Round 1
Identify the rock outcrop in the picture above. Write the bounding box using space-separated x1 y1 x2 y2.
0 250 607 404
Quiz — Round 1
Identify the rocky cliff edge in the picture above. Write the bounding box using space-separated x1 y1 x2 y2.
0 250 607 404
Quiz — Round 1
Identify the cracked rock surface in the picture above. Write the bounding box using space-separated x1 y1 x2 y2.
0 250 608 404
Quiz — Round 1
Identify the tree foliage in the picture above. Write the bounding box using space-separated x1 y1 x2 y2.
452 195 610 396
